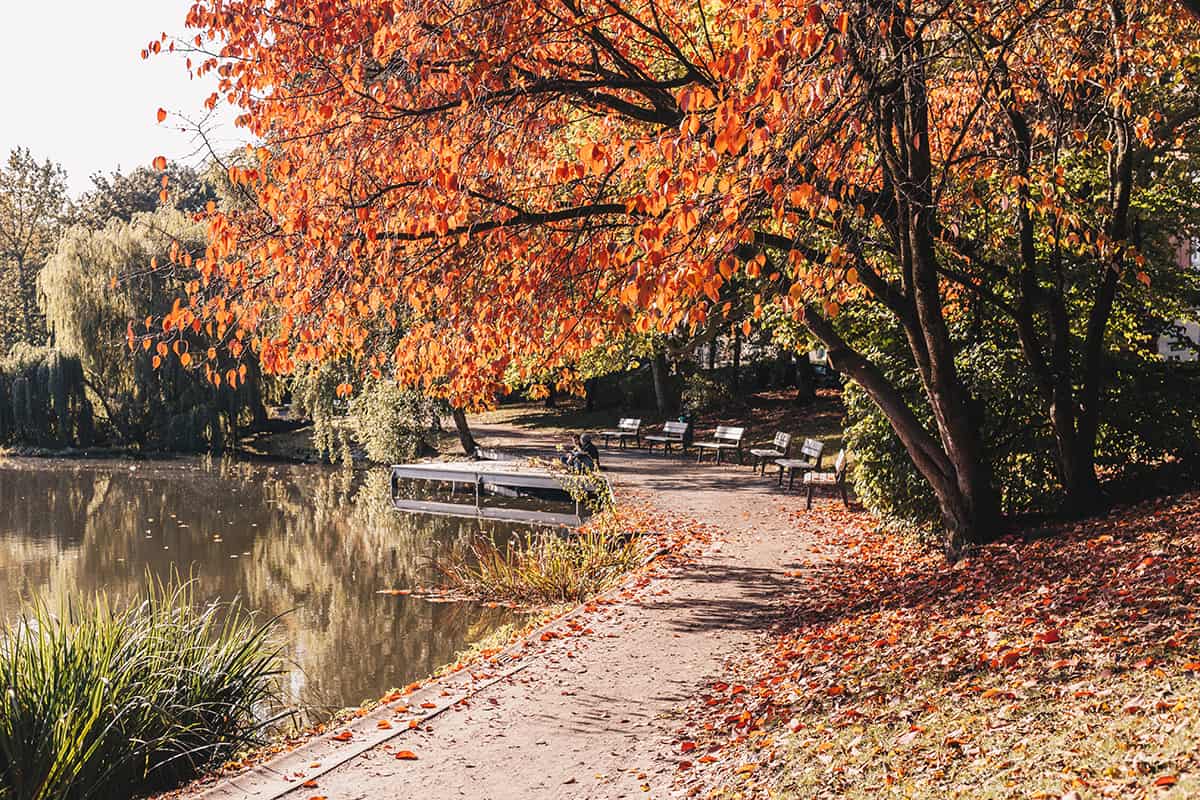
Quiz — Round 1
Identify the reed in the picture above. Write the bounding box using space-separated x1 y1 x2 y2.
0 580 283 800
439 521 643 605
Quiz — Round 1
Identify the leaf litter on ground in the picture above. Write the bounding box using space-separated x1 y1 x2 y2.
676 491 1200 799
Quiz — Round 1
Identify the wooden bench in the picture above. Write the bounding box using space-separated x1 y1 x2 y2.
774 438 825 488
749 432 792 475
599 418 642 449
695 425 746 464
643 420 691 455
802 449 850 509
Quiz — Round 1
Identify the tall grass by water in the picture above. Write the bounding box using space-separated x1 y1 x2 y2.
439 524 644 604
0 581 283 800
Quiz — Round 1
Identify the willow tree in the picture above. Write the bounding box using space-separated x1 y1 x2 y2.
157 1 1200 552
40 205 267 450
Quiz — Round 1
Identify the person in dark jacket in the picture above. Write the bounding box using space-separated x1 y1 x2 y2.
561 433 601 472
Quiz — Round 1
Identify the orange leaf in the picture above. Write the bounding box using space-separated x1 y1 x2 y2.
153 155 167 170
1154 775 1177 787
330 730 353 742
157 108 168 123
394 750 418 760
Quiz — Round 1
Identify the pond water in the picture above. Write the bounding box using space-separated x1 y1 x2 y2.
0 457 523 723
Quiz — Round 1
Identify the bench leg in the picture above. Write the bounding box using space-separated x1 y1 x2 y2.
776 465 784 487
840 483 849 507
807 485 815 509
716 448 722 465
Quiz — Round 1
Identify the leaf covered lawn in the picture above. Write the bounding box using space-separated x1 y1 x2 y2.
679 492 1200 799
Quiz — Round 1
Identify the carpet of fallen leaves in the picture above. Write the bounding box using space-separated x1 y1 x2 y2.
677 491 1200 799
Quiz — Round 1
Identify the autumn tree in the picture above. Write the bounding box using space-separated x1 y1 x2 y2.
0 148 68 349
161 0 1200 553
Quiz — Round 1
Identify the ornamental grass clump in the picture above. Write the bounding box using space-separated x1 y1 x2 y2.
440 521 643 605
0 581 284 800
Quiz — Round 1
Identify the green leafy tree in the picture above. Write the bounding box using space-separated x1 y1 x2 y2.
0 148 68 349
40 206 266 450
71 163 217 228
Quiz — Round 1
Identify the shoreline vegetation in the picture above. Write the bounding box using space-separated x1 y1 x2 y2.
0 580 283 800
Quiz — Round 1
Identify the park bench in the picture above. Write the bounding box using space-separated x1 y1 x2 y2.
774 438 826 488
599 418 643 449
749 432 792 475
695 425 746 464
801 449 850 509
643 420 691 455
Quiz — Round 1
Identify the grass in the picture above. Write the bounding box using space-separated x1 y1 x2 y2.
681 492 1200 799
0 580 284 800
437 515 645 605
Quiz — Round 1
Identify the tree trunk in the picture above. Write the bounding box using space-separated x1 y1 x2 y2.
451 407 477 455
650 352 675 416
804 304 998 559
584 378 596 412
706 339 717 370
731 329 742 393
15 256 34 345
542 384 556 408
795 355 816 405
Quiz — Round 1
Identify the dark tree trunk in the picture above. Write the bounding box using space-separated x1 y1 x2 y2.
15 256 34 344
795 355 816 405
651 351 676 416
731 329 742 392
584 378 596 412
706 339 717 370
451 407 477 455
543 384 557 408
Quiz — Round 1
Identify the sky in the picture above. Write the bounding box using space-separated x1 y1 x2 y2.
0 1 244 198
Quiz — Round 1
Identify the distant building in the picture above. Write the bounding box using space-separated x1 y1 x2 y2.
1157 239 1199 363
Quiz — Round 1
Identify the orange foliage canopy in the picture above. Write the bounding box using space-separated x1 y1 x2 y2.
157 0 1198 407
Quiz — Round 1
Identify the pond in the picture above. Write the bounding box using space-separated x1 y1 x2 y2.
0 457 524 724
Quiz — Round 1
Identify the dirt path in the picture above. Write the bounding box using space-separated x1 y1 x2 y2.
204 419 831 800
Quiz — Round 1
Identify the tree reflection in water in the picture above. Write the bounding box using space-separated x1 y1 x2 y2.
0 458 521 723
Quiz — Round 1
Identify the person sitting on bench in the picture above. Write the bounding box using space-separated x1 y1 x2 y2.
561 433 601 472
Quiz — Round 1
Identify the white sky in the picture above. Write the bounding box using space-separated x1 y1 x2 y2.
0 1 243 197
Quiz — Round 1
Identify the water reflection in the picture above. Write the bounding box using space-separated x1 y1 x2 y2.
0 458 520 722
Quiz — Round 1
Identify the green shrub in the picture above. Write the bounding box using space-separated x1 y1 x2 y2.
842 312 1059 533
0 581 283 800
681 372 733 415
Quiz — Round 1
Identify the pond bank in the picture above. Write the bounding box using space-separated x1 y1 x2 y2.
171 416 835 799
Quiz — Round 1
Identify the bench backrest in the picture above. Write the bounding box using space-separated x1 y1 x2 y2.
800 438 824 460
661 420 689 438
617 418 642 432
712 425 745 444
772 432 792 451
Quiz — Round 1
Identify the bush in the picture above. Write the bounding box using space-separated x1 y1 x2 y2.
0 581 283 800
0 344 94 448
681 372 734 415
842 311 1059 532
349 377 441 463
